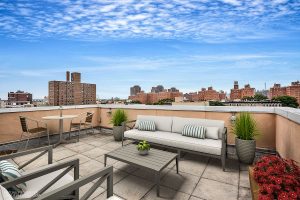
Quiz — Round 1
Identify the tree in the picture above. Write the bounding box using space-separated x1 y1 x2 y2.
209 101 225 106
272 96 299 108
253 94 268 101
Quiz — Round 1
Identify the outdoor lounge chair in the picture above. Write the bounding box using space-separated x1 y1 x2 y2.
0 146 118 200
70 112 95 141
19 116 50 150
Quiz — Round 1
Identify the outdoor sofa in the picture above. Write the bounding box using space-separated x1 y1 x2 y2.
122 115 227 171
0 146 117 200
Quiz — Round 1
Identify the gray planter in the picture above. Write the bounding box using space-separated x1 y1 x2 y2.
235 138 256 164
138 149 149 155
113 126 124 141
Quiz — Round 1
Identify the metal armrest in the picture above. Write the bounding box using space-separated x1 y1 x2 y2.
1 159 80 198
123 120 136 130
0 146 53 169
35 166 113 200
222 127 227 142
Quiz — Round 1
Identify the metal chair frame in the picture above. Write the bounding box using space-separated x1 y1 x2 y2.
19 116 50 150
0 146 114 200
69 112 95 141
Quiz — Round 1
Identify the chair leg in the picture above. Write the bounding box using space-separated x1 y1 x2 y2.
77 126 81 142
18 133 25 151
47 130 50 146
25 138 30 150
92 126 95 134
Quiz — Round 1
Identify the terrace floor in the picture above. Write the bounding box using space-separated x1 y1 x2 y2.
12 131 251 200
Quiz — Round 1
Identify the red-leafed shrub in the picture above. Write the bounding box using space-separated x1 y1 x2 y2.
253 155 300 200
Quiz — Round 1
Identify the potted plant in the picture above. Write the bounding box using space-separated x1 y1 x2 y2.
137 140 150 155
110 109 128 141
232 112 259 164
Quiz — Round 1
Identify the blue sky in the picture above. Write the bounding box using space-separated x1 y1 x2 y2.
0 0 300 99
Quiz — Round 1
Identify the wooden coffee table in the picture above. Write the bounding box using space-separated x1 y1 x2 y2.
104 144 179 196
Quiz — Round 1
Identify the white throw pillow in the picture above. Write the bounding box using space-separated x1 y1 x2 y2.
206 127 220 140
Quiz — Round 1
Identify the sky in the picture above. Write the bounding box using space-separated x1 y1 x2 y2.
0 0 300 99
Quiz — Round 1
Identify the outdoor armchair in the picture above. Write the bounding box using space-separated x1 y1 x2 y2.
69 112 95 141
19 116 50 150
0 146 79 200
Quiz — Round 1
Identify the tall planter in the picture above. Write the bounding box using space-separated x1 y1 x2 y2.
235 138 256 164
232 112 259 164
113 126 124 141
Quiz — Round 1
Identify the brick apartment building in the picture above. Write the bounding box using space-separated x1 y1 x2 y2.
129 86 182 104
185 87 226 102
7 90 32 105
230 81 255 100
269 81 300 105
48 71 96 106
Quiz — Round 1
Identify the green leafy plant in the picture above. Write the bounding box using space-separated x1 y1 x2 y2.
110 109 128 126
137 140 151 151
232 112 259 140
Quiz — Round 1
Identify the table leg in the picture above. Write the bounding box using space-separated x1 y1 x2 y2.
176 157 179 174
104 155 107 167
155 172 160 197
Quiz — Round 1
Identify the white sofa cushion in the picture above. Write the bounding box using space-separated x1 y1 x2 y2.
0 185 14 200
124 129 222 155
16 163 74 199
206 127 220 140
172 117 225 138
135 115 172 132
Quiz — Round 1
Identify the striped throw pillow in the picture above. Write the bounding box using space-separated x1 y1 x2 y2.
0 160 26 194
182 124 206 139
138 120 156 131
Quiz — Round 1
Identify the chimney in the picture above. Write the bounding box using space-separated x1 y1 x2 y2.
66 71 70 82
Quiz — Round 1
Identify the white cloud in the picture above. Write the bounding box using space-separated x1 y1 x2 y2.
0 0 299 42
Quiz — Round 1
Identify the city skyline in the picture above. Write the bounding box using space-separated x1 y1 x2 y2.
0 0 300 99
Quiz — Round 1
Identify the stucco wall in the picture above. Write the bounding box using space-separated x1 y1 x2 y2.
276 115 300 163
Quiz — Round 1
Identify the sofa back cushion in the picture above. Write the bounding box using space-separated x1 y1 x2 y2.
0 160 27 195
172 117 225 139
135 115 172 132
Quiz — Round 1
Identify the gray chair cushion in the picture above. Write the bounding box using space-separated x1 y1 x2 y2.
135 115 173 132
124 129 222 155
16 163 74 199
172 117 225 139
0 185 14 200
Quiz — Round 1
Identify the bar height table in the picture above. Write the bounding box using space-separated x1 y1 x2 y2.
42 115 77 147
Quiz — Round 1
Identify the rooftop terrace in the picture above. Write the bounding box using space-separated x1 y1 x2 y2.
0 104 299 199
10 132 251 200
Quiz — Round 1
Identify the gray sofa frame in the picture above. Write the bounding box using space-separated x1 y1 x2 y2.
122 120 227 171
0 146 114 200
